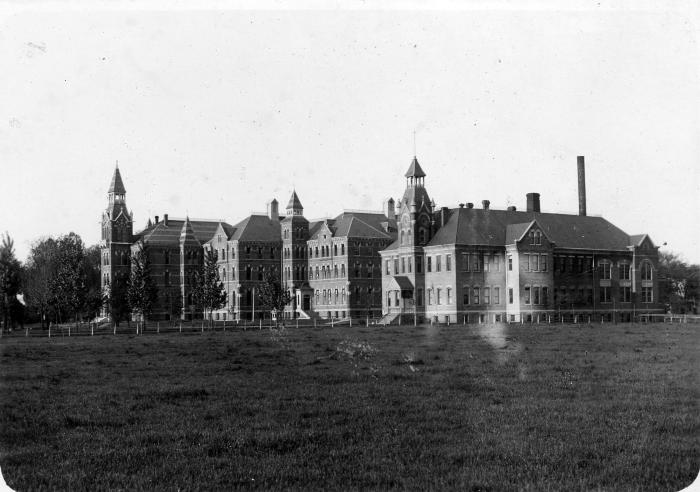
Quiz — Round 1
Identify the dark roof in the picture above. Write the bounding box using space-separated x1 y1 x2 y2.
108 166 126 194
286 191 303 210
309 212 397 241
405 156 426 178
428 208 637 250
180 218 200 246
401 183 431 208
628 234 647 247
229 214 281 242
136 218 225 245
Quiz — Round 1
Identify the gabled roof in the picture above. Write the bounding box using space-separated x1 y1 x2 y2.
180 218 200 246
504 220 554 245
309 212 397 241
428 208 635 250
229 214 281 242
108 166 126 194
286 190 303 210
405 156 426 178
135 218 226 246
628 234 653 247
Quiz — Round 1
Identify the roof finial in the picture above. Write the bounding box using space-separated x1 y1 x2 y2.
116 159 119 169
413 129 416 157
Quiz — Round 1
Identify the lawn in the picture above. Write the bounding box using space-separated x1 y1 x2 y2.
0 322 698 491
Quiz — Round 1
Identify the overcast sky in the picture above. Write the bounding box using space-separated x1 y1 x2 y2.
1 1 698 264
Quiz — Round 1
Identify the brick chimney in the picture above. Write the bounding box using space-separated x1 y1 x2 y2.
267 199 279 222
440 206 449 227
466 202 474 209
155 215 159 224
526 193 540 213
482 200 490 210
384 197 395 220
163 214 169 226
577 156 587 216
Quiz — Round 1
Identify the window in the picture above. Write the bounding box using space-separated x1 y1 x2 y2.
341 264 346 277
508 257 513 271
483 254 490 272
621 286 631 302
387 292 391 307
385 260 391 275
642 286 653 303
463 287 470 305
446 288 452 304
394 291 400 307
367 263 373 278
427 289 433 305
494 255 500 272
334 244 338 256
436 288 442 305
416 257 423 273
341 244 345 255
245 265 252 280
542 286 548 305
435 255 441 272
524 286 531 304
494 286 500 304
533 286 540 305
509 288 514 304
473 287 480 305
334 265 338 278
462 253 469 271
446 254 452 271
541 254 547 272
620 263 631 280
472 253 480 272
641 262 653 281
394 258 399 275
531 254 539 272
560 257 566 273
600 261 611 280
342 288 346 303
427 256 432 272
600 286 611 303
408 257 412 273
315 266 319 279
483 287 490 305
416 288 423 306
401 257 405 274
529 231 535 245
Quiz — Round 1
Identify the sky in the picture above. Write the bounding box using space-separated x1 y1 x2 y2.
1 1 699 264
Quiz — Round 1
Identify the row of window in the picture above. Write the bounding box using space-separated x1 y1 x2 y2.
309 263 376 280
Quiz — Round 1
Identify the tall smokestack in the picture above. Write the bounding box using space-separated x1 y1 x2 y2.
577 156 587 216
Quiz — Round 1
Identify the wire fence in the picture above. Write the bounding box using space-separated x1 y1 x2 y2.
0 312 698 339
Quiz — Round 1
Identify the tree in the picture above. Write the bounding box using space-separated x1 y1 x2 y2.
256 269 293 326
49 233 86 326
106 274 130 326
192 248 227 326
81 245 104 320
23 237 58 329
126 242 157 326
658 251 699 314
0 232 22 330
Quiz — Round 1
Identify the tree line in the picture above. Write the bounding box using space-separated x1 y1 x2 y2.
0 231 293 331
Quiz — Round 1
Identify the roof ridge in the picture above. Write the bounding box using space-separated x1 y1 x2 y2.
352 215 392 238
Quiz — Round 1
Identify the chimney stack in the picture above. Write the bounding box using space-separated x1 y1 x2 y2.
163 214 169 226
507 206 517 212
155 215 159 224
577 156 587 216
526 193 541 213
384 197 395 220
482 200 490 210
458 203 465 208
440 206 449 227
466 202 474 209
267 199 279 222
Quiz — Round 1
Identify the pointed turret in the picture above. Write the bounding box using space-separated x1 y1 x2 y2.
405 156 426 180
286 190 304 216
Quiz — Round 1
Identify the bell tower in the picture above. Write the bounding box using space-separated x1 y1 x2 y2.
101 163 134 314
399 156 433 247
281 190 309 318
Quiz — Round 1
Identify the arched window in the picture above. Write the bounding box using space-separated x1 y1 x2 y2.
334 265 338 278
641 261 653 281
400 230 405 245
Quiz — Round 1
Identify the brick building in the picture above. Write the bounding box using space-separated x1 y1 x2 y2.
381 156 662 323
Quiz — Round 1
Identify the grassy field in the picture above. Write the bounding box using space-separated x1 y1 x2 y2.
0 322 698 491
